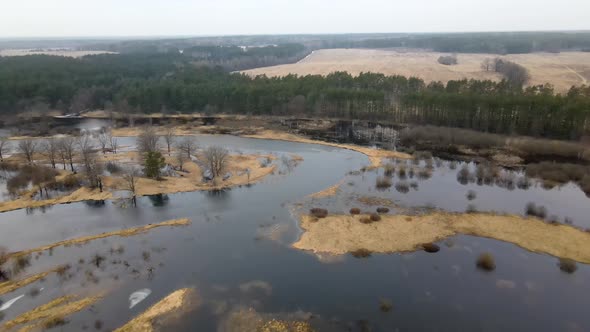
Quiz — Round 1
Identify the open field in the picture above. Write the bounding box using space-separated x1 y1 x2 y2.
0 49 115 58
242 49 590 92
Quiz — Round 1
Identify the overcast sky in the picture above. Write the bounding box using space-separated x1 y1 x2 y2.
1 0 589 37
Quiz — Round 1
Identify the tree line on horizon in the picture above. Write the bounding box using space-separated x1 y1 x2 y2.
0 54 589 140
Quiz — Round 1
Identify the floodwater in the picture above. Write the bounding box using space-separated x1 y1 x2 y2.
0 133 589 331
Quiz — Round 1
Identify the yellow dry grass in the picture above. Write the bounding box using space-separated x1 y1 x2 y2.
6 218 190 260
307 179 344 199
0 269 55 296
1 294 102 331
114 288 197 332
294 212 590 263
0 187 112 214
245 129 411 167
243 49 590 92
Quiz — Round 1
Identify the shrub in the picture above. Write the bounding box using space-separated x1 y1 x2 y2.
517 177 531 190
43 316 67 329
511 138 587 161
457 165 473 185
449 161 458 170
398 166 407 179
395 181 410 193
379 299 393 312
106 161 122 174
383 163 395 177
476 253 496 271
350 248 372 258
525 202 547 219
526 162 587 184
410 181 419 190
350 208 361 215
422 243 440 253
61 174 81 190
376 207 390 214
438 54 458 65
375 176 392 189
417 168 432 180
466 190 477 201
370 213 381 222
310 208 328 219
466 204 478 213
558 258 577 274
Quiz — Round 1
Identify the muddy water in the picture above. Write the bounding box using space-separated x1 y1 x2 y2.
0 137 589 331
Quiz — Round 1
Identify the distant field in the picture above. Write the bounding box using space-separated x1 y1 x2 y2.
242 49 590 92
0 49 115 58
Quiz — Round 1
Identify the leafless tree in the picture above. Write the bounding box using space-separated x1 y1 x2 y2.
109 135 119 154
97 129 110 154
78 135 103 191
42 139 59 169
481 58 494 71
163 127 175 156
177 137 197 159
203 145 229 178
175 150 188 171
58 137 77 172
0 138 10 162
123 167 140 205
18 139 37 164
137 126 160 154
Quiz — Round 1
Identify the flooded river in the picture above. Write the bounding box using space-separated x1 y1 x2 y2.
0 134 589 331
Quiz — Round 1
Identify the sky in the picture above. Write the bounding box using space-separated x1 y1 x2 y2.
1 0 589 37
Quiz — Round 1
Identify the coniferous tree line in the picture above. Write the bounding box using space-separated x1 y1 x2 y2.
0 54 589 140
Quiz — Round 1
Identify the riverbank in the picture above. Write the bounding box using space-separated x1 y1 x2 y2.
293 212 590 263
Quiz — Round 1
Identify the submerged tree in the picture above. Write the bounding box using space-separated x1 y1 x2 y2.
0 138 10 162
58 137 77 172
42 139 59 169
163 127 175 156
177 137 197 159
137 126 160 154
123 167 140 205
17 139 37 164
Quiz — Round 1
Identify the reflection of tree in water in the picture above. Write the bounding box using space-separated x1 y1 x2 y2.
25 205 53 215
84 200 106 208
148 194 170 207
207 189 230 199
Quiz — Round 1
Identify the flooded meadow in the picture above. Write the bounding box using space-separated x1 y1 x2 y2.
0 133 589 332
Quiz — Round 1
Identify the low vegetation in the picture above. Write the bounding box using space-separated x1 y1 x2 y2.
375 176 392 190
422 243 440 253
476 253 496 271
558 258 578 274
525 202 548 219
310 208 328 219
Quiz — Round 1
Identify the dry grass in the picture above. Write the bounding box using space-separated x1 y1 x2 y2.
294 212 590 263
6 218 190 261
243 49 590 92
114 288 197 332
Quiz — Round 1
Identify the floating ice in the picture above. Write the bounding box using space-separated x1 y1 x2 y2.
129 289 151 309
0 294 25 311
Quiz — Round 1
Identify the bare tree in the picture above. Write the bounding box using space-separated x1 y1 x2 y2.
42 139 59 169
175 150 188 171
109 135 119 154
123 167 140 205
203 146 229 178
78 135 103 191
481 58 494 72
18 139 37 164
97 129 110 154
0 138 10 162
58 137 77 172
137 126 160 154
177 137 197 159
163 127 175 156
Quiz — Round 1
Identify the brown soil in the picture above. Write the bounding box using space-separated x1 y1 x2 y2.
293 212 590 263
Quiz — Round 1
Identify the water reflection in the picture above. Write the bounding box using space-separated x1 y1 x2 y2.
147 194 169 207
